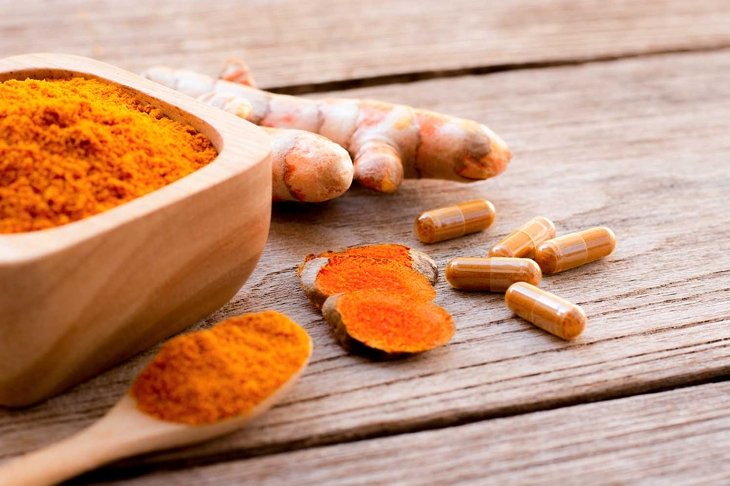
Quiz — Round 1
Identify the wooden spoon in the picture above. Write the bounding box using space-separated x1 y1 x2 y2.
0 349 310 486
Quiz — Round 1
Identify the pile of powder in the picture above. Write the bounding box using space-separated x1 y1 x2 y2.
0 77 218 233
131 310 311 425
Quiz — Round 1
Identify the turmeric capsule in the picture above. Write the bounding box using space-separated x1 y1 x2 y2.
445 257 541 292
414 199 496 244
488 216 555 258
505 282 586 340
535 226 616 274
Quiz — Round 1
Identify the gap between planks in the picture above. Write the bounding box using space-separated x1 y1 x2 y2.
269 44 730 95
4 0 730 89
73 373 730 483
79 379 730 485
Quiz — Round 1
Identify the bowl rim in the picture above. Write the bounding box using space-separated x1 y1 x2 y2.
0 53 271 264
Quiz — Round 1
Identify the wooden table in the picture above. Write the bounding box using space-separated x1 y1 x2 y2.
2 1 730 484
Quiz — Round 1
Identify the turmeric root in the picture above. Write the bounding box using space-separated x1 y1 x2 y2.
300 243 438 285
197 92 353 202
144 64 512 193
265 127 353 202
322 290 454 358
299 255 436 308
219 58 257 87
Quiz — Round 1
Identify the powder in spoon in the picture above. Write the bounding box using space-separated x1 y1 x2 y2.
130 311 311 425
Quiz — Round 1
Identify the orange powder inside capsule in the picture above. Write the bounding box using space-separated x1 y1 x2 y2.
415 199 496 244
505 282 586 340
489 216 555 258
535 226 616 274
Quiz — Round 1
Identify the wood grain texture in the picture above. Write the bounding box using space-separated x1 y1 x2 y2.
1 0 729 88
126 381 730 485
1 49 728 481
0 54 272 406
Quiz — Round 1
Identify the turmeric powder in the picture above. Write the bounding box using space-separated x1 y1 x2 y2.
301 243 438 285
299 255 437 308
0 77 217 234
131 311 311 425
322 290 454 357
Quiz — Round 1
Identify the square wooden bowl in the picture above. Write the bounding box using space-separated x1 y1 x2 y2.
0 54 272 406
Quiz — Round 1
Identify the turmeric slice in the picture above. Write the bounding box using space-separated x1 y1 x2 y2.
322 290 454 358
299 255 436 308
300 243 438 285
310 242 413 262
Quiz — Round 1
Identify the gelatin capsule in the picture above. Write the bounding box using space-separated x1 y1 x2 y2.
488 216 555 258
414 199 496 244
445 257 541 292
505 282 586 340
535 226 616 274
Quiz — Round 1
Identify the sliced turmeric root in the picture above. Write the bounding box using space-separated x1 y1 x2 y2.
322 290 454 358
300 243 438 285
299 255 436 309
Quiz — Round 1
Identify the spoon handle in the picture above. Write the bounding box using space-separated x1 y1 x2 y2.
0 420 125 486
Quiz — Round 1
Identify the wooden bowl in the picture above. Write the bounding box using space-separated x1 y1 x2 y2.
0 54 272 407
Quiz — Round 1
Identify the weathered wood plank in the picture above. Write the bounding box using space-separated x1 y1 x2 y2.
1 49 728 478
1 0 729 88
127 381 730 485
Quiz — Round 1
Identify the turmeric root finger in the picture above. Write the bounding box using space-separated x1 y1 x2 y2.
300 243 438 285
197 92 253 118
322 290 454 358
219 58 257 87
299 256 436 309
194 93 353 203
266 127 353 202
352 139 404 193
143 66 512 193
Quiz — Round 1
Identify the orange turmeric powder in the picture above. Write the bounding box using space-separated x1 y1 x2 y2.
0 77 217 234
322 290 454 357
130 311 311 425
